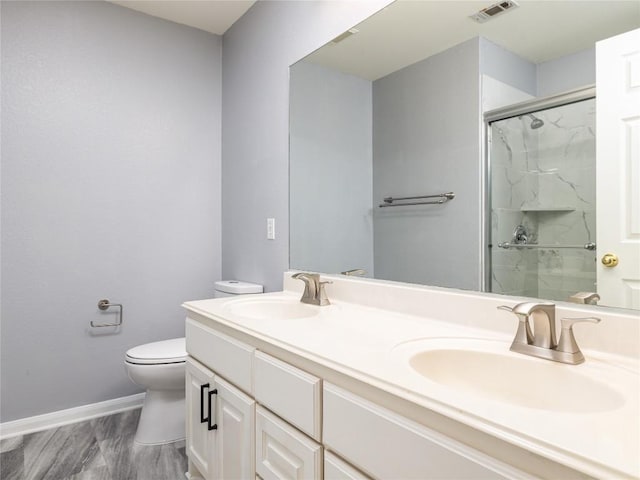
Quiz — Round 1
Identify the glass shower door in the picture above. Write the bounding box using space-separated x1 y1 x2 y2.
488 97 596 302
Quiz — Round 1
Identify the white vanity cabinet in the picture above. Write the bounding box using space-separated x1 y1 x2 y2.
186 357 215 479
185 317 257 480
324 452 371 480
214 375 255 479
254 350 322 441
256 406 323 480
253 351 323 479
185 357 255 480
185 315 531 480
186 317 322 480
323 383 526 480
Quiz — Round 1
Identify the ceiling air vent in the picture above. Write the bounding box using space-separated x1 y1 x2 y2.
469 0 519 23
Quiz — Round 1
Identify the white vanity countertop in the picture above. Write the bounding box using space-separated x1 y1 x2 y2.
183 278 639 480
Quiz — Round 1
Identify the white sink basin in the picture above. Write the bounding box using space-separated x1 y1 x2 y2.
396 338 625 413
224 297 321 320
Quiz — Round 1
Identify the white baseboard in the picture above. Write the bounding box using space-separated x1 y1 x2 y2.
0 392 145 440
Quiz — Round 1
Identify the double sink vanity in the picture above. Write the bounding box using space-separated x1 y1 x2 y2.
183 272 639 480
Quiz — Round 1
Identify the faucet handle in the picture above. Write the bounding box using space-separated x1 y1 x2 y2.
497 305 533 345
561 317 601 328
557 317 601 354
315 280 332 306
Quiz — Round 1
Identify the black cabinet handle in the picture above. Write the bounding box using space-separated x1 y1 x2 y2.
208 389 218 431
200 383 210 423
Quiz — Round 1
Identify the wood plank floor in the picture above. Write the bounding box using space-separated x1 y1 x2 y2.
0 409 187 480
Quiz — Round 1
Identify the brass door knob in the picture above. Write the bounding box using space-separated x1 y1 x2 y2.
601 253 619 267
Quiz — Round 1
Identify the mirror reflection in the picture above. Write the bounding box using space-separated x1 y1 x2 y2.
289 0 640 309
488 94 597 302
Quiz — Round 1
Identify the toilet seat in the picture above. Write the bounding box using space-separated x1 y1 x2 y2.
125 338 187 365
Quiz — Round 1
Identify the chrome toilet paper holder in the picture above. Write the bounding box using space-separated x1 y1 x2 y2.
90 299 123 328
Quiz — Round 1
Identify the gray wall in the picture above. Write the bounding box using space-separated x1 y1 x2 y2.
480 37 537 96
481 38 595 98
370 37 543 289
481 37 595 99
1 1 222 421
537 48 595 97
372 38 482 289
289 62 373 276
221 0 392 292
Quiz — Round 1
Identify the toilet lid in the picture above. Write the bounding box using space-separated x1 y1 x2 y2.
215 280 263 295
125 338 187 365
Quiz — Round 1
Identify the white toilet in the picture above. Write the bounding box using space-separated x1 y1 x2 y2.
124 280 263 445
125 338 187 445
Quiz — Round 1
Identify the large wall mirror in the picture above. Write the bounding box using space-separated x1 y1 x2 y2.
289 0 640 310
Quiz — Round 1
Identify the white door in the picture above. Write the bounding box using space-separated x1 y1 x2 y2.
596 28 640 309
186 358 216 480
215 375 255 480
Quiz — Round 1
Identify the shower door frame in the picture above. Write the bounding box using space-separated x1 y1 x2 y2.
481 85 596 293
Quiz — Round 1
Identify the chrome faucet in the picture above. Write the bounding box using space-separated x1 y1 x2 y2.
340 268 366 276
513 302 556 348
291 272 332 306
498 302 600 364
568 292 600 305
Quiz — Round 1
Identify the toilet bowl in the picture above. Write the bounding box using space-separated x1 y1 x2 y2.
125 338 187 445
124 280 263 445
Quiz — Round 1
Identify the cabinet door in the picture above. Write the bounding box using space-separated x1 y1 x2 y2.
186 358 216 480
214 375 256 480
256 406 323 480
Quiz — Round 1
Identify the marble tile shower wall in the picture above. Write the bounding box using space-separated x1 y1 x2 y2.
490 99 596 301
491 115 539 297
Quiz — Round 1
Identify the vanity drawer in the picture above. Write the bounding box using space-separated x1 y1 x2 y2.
324 451 371 480
254 350 322 441
186 317 254 394
256 406 323 480
323 383 521 480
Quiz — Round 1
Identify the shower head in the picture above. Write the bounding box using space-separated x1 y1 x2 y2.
529 114 544 129
523 113 544 129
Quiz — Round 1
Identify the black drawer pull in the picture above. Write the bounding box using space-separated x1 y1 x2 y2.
200 383 210 423
208 389 218 431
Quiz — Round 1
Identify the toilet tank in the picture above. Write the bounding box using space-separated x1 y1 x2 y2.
213 280 264 298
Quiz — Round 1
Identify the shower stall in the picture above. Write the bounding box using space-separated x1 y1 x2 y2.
486 88 597 303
